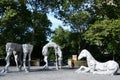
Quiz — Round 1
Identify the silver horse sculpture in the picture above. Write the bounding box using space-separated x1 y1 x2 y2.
1 43 33 73
1 43 23 73
76 49 119 75
22 44 33 72
42 42 62 70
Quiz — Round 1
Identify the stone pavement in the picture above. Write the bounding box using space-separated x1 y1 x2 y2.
0 66 120 80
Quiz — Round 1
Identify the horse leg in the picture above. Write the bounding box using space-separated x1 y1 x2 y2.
23 53 28 73
75 66 90 73
75 66 84 73
58 57 62 69
1 52 11 73
43 56 48 69
55 54 59 70
13 51 20 71
18 53 22 71
28 52 32 72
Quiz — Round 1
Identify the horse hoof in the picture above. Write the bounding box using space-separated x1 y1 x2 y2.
0 69 5 73
25 70 29 73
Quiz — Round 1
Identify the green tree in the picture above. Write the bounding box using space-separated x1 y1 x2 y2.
53 0 120 61
26 0 52 45
0 0 52 58
84 19 120 60
0 0 32 57
52 26 70 62
51 26 82 62
0 0 32 44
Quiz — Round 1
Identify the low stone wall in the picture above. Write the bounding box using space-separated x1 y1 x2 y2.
31 59 40 66
74 60 87 67
68 59 87 68
0 58 40 66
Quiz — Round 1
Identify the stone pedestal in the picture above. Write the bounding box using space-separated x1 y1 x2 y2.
68 59 74 68
31 59 40 66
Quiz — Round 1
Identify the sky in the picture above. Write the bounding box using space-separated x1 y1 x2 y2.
47 13 70 41
47 13 70 31
26 3 70 31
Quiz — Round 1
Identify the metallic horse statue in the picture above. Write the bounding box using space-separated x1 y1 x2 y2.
76 49 119 75
42 42 62 70
22 44 33 72
1 43 23 73
1 43 33 73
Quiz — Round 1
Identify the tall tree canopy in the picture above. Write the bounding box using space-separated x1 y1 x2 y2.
0 0 120 62
51 0 120 61
0 0 52 57
84 19 120 60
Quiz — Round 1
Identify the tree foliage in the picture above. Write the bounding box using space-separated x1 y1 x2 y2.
0 0 120 62
51 26 86 62
84 19 120 60
0 0 52 57
50 0 120 61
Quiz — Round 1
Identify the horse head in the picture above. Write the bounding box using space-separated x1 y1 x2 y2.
78 49 88 60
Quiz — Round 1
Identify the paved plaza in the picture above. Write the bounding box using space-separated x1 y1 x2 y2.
0 66 120 80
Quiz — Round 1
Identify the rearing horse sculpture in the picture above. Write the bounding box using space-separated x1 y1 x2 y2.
76 49 119 75
42 42 62 70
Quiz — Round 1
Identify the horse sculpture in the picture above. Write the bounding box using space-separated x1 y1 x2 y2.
42 42 62 70
1 42 33 73
1 43 23 73
76 49 119 75
22 44 33 73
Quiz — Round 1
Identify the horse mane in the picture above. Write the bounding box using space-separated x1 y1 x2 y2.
83 49 95 61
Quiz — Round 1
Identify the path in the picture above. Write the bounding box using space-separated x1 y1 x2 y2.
0 66 120 80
